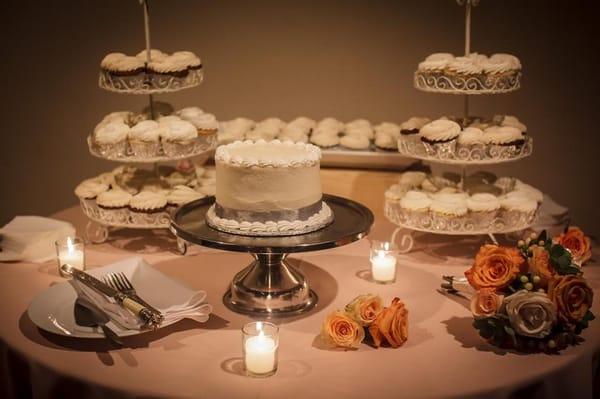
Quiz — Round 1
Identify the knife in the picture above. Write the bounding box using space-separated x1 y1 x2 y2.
75 297 124 347
61 264 161 329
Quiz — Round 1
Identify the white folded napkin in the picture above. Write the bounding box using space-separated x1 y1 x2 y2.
72 257 212 332
0 216 76 262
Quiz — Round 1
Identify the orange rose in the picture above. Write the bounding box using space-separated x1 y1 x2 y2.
528 245 556 287
470 289 504 318
548 275 594 328
465 244 525 291
321 311 365 349
345 294 383 326
368 297 408 348
554 227 592 265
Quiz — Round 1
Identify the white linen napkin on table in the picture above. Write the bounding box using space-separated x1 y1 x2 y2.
72 257 212 331
0 216 76 262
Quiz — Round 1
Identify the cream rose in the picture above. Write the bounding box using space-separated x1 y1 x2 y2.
470 289 504 318
320 311 365 349
503 290 557 338
368 297 409 348
345 294 383 326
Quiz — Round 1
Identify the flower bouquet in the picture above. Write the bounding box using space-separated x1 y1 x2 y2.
465 227 594 353
320 294 409 349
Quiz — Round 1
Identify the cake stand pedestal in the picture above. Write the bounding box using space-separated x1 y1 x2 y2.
170 194 374 317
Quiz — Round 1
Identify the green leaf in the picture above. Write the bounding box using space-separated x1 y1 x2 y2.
504 325 518 347
586 311 596 322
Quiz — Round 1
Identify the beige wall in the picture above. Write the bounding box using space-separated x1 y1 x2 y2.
2 0 599 236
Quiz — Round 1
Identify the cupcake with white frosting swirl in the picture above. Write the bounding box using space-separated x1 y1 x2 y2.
129 120 161 157
499 193 539 223
94 121 130 157
466 193 500 228
420 119 461 156
96 190 132 222
483 125 525 156
430 193 468 228
129 191 168 214
161 120 198 157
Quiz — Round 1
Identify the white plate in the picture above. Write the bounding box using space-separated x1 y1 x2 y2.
27 280 180 338
27 257 206 338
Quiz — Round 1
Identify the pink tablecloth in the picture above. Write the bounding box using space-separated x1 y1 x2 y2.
1 206 599 399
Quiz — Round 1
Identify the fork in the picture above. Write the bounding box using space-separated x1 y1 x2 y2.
103 272 164 323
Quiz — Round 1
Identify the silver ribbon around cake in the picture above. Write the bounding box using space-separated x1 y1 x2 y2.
214 200 324 223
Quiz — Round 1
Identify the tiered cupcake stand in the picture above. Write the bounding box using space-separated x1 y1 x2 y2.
385 0 539 252
81 0 216 244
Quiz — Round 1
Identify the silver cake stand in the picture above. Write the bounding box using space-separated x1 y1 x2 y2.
170 194 374 317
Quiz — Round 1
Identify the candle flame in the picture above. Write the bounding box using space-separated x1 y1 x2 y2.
67 237 74 253
256 321 263 332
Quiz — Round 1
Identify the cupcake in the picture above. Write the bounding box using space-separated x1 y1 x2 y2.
483 125 525 156
398 171 427 188
197 183 216 197
101 111 134 126
129 191 168 214
171 51 202 71
135 49 168 62
149 55 189 78
74 180 109 206
466 193 500 228
399 190 431 213
340 134 370 150
189 113 218 136
420 119 461 157
375 122 401 137
345 123 374 141
400 117 430 136
94 121 130 157
417 53 454 73
512 181 543 203
446 56 483 77
385 184 409 202
310 131 340 148
493 115 527 133
317 117 344 132
287 117 316 132
500 194 539 224
167 185 205 209
457 126 486 159
176 106 204 123
374 131 397 150
430 193 468 229
158 115 182 125
96 190 132 223
278 124 309 143
161 120 198 156
100 53 145 77
129 120 161 157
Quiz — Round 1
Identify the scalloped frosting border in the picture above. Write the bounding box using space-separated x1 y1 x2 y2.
215 139 321 168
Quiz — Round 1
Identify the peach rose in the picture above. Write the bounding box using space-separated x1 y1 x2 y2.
465 244 525 291
554 227 592 265
321 311 365 349
345 294 383 326
368 297 408 348
548 275 594 328
528 245 556 287
470 289 504 319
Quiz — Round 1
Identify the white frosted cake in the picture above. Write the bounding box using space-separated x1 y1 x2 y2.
206 139 333 236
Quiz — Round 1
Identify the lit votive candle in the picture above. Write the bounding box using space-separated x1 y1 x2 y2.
370 241 397 283
242 321 279 377
56 237 85 277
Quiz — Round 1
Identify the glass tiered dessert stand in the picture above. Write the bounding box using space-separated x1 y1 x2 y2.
80 0 216 245
386 0 540 252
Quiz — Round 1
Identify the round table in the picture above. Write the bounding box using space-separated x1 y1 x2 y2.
1 170 599 399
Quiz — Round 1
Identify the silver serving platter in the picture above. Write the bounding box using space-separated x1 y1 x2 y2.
170 194 374 316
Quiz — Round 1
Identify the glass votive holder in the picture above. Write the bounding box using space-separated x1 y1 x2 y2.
370 241 397 284
55 236 85 277
242 321 279 377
